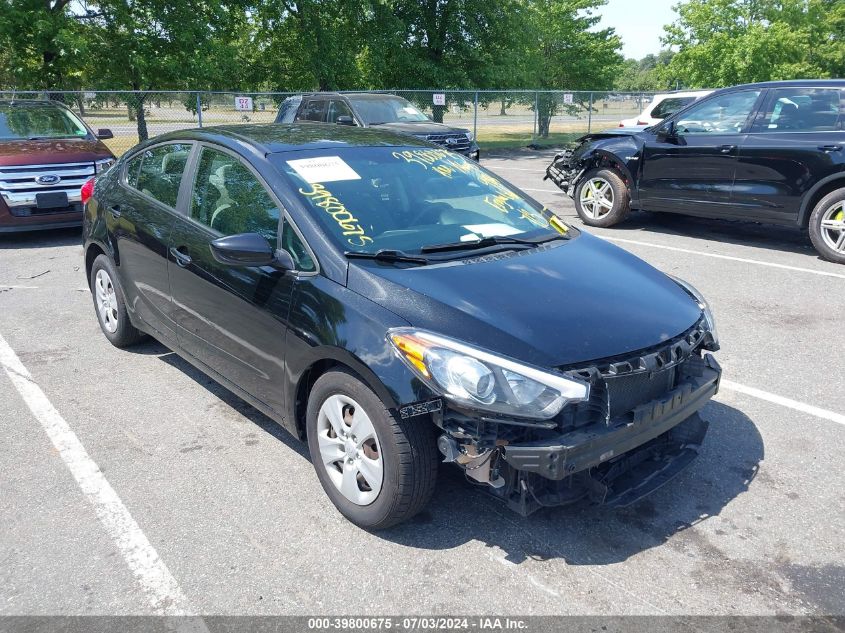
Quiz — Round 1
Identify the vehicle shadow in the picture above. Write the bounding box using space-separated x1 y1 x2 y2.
0 227 82 250
129 337 761 565
381 400 763 566
611 212 817 259
128 338 310 460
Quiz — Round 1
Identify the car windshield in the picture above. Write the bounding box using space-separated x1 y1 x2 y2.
0 103 89 140
274 147 573 256
346 97 429 125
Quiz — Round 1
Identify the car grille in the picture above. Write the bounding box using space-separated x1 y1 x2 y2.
421 133 472 153
0 161 95 210
560 318 708 425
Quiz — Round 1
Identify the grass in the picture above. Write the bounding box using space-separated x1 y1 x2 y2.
477 131 584 150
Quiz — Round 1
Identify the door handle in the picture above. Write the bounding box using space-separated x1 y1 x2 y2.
169 246 192 268
107 204 121 218
819 144 842 152
717 144 737 154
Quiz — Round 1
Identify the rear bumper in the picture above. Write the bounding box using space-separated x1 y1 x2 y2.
501 354 721 480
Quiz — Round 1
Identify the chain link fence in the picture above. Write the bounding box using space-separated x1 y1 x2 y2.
1 89 658 156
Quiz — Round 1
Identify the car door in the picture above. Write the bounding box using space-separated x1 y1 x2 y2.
168 144 306 415
733 86 845 223
110 142 193 341
638 89 763 215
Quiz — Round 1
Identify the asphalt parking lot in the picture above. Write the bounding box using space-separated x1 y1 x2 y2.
1 148 844 618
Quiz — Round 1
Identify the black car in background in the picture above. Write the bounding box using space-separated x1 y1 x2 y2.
82 123 720 529
546 80 845 263
276 92 480 160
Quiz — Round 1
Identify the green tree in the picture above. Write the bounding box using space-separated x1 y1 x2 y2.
520 0 623 137
663 0 845 88
83 0 247 140
251 0 365 91
0 0 94 90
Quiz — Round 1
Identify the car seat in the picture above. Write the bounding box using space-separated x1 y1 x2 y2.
209 164 234 230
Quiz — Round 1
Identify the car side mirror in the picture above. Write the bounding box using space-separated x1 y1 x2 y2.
210 233 293 270
336 115 355 126
656 120 677 142
97 129 114 140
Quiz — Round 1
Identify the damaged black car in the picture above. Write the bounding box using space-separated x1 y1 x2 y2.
83 123 721 529
545 80 845 263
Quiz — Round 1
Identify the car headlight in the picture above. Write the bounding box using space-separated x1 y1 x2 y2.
465 131 474 142
388 329 589 420
95 158 115 174
670 276 719 348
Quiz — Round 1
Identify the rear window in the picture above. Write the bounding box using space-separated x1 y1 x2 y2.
0 103 89 140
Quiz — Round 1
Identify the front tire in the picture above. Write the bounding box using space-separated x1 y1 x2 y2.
808 188 845 264
89 255 145 348
306 370 438 529
574 167 630 227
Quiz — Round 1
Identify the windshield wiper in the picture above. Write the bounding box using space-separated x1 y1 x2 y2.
420 233 567 254
27 135 79 140
345 249 429 265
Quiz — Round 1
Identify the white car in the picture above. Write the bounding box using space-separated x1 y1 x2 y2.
618 90 712 127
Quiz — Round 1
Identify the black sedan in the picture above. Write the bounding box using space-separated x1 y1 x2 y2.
82 124 721 529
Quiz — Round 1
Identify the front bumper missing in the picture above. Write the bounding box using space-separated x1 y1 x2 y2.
490 354 720 516
543 150 580 195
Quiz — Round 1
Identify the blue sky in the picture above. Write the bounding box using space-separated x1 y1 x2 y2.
598 0 679 60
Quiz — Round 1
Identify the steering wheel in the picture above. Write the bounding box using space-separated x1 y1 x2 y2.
407 201 452 227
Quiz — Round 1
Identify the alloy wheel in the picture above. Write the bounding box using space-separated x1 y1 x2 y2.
94 269 119 333
820 201 845 254
316 394 383 505
580 178 614 219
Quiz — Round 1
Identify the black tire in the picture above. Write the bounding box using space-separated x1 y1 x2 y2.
574 167 630 227
89 255 145 348
808 187 845 264
306 369 438 530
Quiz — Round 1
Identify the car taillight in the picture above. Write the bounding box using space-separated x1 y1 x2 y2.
81 177 95 205
618 123 624 127
636 120 648 125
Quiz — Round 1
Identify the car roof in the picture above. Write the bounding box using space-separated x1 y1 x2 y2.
298 92 406 101
0 99 70 108
709 79 845 94
147 122 431 155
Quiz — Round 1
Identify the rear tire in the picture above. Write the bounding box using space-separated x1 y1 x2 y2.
306 369 438 530
574 167 630 228
808 187 845 264
89 255 145 348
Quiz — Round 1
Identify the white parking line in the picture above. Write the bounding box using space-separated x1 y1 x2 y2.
721 379 845 427
603 236 845 280
0 332 201 619
520 187 564 194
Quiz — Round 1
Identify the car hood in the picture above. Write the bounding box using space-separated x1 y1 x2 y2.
347 233 703 368
0 138 113 166
371 121 469 136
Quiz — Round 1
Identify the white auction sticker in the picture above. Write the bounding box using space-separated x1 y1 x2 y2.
286 156 361 183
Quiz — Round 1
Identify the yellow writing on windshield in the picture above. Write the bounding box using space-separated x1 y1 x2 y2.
298 183 373 248
393 149 544 219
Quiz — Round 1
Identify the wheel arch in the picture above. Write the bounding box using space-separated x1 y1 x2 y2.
291 351 403 441
576 149 636 204
798 173 845 228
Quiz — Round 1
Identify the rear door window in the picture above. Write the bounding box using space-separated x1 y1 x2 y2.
297 100 326 123
125 143 191 208
752 88 843 133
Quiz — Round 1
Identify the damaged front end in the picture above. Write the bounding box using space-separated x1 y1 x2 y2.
544 148 584 196
391 318 721 517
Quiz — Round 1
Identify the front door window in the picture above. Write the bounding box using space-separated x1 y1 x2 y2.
675 90 762 135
